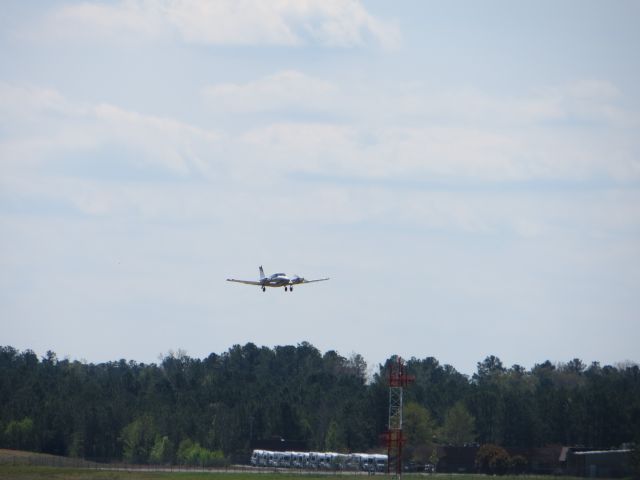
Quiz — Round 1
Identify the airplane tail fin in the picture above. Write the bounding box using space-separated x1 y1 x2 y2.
259 266 265 280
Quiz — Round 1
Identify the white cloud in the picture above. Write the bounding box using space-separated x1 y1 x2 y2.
203 70 336 113
381 80 629 127
201 71 634 132
0 83 77 118
165 0 299 46
92 103 221 176
0 83 221 178
197 72 638 185
240 120 638 184
2 80 639 239
39 0 400 48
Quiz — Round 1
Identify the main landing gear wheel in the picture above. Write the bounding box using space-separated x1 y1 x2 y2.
284 286 288 292
261 286 265 292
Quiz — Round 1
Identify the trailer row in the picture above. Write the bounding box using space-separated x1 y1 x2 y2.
250 449 388 472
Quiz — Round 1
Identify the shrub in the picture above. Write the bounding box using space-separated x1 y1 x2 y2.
176 438 228 467
149 435 174 464
3 417 35 451
475 444 510 475
509 454 528 474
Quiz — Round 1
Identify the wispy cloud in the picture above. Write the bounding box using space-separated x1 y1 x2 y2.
240 121 633 184
35 0 400 48
0 83 221 177
201 71 634 129
203 70 336 113
2 77 639 228
198 71 639 184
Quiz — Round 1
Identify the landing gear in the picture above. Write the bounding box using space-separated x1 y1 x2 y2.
261 286 266 292
284 286 288 292
290 285 293 291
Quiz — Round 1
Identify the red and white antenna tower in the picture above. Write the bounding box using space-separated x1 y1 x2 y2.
384 357 414 478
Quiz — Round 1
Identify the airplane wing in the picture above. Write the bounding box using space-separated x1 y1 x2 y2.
227 279 263 285
301 278 330 283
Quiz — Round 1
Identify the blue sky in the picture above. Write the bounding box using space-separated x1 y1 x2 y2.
1 1 639 375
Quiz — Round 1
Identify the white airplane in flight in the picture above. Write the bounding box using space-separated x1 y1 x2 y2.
227 266 329 292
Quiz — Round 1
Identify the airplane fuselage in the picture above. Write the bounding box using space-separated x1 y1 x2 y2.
227 266 328 292
262 273 303 287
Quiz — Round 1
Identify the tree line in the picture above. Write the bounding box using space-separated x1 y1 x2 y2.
1 344 639 465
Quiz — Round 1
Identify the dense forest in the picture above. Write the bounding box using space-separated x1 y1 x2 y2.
1 343 639 465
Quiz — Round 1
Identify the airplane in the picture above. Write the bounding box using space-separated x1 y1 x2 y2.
227 266 329 292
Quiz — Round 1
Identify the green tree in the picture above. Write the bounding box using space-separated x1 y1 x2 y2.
2 343 640 461
475 356 505 379
149 435 174 464
68 431 85 458
176 438 227 467
404 402 435 445
120 417 156 463
3 417 35 451
403 357 471 424
403 402 435 463
441 401 476 446
470 356 507 444
324 420 345 451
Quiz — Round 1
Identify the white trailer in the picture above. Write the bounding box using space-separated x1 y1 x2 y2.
251 449 387 472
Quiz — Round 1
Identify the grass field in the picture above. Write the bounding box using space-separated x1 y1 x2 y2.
0 453 601 480
0 467 592 480
0 468 373 480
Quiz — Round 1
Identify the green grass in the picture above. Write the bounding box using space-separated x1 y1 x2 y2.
0 466 242 480
0 467 594 480
0 467 411 480
0 467 382 480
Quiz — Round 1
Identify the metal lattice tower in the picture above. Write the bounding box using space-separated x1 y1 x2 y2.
384 357 414 478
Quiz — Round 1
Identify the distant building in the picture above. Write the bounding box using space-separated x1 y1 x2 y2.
435 446 478 473
435 445 564 474
416 444 633 477
508 446 565 474
565 449 632 478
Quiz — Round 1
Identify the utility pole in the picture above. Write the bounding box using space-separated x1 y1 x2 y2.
384 357 414 478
